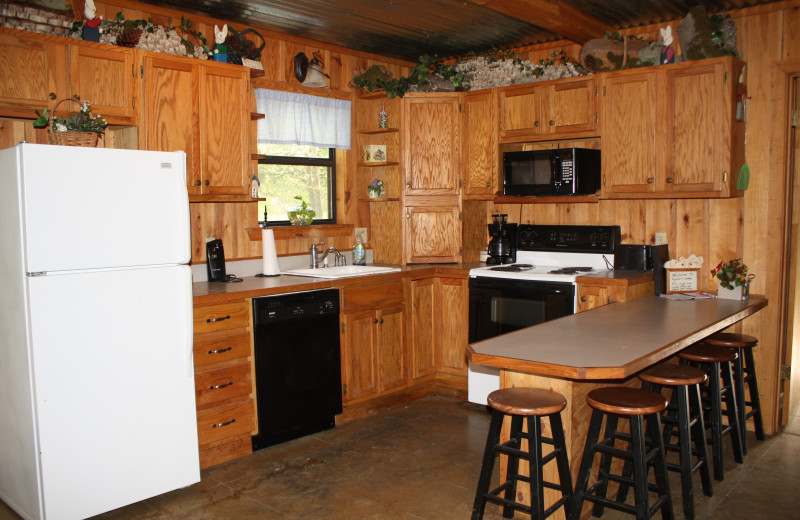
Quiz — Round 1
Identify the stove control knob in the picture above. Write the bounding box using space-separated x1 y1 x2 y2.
321 300 335 313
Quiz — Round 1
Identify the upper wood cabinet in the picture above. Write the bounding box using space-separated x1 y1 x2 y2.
402 93 461 196
602 56 744 199
69 44 136 122
141 53 249 197
498 76 597 143
462 90 497 199
0 30 68 118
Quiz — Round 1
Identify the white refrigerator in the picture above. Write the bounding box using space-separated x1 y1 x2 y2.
0 143 200 520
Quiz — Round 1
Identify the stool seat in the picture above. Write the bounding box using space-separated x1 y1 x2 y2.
488 387 567 416
587 387 668 416
678 344 737 363
639 364 707 386
703 332 758 349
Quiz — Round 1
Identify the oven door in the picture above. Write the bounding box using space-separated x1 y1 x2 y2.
468 277 575 343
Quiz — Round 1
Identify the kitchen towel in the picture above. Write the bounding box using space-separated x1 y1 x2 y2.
261 229 280 276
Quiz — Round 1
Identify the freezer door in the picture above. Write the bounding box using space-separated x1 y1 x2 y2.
18 144 190 272
26 265 199 519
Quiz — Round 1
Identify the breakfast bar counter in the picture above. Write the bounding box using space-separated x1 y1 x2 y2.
466 296 767 520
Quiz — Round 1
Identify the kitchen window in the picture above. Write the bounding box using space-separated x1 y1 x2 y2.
256 143 336 225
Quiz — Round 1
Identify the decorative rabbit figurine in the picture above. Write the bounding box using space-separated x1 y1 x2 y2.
82 0 102 42
660 25 675 64
213 24 228 63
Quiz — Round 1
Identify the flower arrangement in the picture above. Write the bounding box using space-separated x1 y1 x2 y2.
711 258 748 290
33 96 107 137
368 178 385 198
287 195 315 225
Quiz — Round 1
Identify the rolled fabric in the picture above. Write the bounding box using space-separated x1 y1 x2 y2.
261 229 280 275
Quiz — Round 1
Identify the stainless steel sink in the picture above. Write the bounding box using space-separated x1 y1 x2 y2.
282 265 401 279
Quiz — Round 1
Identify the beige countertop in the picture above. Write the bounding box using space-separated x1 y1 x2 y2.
467 296 768 380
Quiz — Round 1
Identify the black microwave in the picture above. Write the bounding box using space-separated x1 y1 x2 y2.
502 147 601 197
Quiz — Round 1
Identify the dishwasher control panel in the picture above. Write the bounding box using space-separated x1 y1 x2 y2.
253 289 339 325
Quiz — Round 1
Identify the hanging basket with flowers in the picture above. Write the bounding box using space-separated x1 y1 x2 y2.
33 96 108 147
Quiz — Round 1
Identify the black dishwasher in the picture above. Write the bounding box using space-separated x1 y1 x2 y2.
251 289 342 451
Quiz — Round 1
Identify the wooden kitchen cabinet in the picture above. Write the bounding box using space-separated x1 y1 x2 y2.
340 281 406 403
409 278 437 380
68 44 136 123
602 56 744 198
192 299 256 468
436 277 469 377
141 52 249 197
462 90 497 199
498 76 597 143
404 202 462 264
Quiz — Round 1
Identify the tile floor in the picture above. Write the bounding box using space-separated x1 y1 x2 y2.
2 395 799 520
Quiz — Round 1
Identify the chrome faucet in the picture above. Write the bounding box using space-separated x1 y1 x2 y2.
310 242 347 268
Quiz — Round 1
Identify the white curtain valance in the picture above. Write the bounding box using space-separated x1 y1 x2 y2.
255 89 351 150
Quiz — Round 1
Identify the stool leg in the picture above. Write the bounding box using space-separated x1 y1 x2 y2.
707 361 725 481
732 350 748 454
472 410 504 520
630 415 652 520
592 414 620 518
570 409 605 520
503 415 524 518
689 382 713 498
743 348 766 441
647 413 674 520
674 384 695 520
721 361 744 465
550 412 573 519
528 416 546 520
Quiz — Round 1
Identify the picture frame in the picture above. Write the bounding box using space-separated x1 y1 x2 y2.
666 268 700 294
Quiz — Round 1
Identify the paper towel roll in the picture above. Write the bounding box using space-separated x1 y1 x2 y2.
261 229 280 276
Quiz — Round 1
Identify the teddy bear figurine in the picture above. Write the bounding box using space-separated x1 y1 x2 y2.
213 24 228 63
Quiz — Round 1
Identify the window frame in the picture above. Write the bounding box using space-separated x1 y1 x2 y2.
256 147 337 226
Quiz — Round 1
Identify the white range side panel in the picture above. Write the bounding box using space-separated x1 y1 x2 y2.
18 144 190 273
26 265 199 520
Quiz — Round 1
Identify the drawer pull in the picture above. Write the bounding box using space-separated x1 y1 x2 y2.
209 381 234 390
580 296 587 302
206 315 230 323
207 347 233 355
211 418 236 428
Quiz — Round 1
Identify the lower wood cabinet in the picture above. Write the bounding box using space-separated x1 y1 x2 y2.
192 299 256 468
340 281 406 403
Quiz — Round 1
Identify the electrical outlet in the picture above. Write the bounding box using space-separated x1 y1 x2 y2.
355 227 368 243
655 232 667 245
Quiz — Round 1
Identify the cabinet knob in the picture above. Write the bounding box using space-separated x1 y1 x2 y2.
647 177 654 184
549 120 555 126
580 296 587 302
485 181 491 187
194 180 202 186
379 318 384 324
374 318 379 324
48 92 56 100
666 177 674 183
406 183 411 190
405 213 411 219
534 121 540 127
204 179 210 186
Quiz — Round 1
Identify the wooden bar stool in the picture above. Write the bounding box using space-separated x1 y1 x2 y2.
472 387 573 520
678 344 743 481
702 333 765 454
570 387 673 520
637 364 713 520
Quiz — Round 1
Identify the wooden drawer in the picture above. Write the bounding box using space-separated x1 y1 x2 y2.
194 362 252 407
342 281 404 312
196 400 255 446
194 300 250 334
193 329 251 368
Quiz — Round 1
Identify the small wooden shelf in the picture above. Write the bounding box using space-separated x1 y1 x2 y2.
358 128 399 135
251 153 267 160
357 161 399 168
247 224 354 241
251 113 265 120
190 195 264 203
249 69 265 79
359 197 401 202
493 194 600 204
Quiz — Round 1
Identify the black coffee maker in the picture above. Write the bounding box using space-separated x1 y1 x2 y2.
486 214 517 265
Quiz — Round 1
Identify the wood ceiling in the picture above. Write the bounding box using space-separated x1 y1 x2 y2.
138 0 780 62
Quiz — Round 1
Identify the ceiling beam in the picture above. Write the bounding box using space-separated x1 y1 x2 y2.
466 0 612 44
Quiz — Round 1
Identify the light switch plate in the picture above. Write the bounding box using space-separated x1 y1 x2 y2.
655 232 667 245
355 227 368 243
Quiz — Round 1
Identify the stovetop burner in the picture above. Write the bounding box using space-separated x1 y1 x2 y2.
489 263 533 272
548 266 594 275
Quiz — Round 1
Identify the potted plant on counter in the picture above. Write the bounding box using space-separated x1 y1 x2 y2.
711 258 754 300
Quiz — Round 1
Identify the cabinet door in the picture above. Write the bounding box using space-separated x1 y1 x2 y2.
663 62 726 195
404 203 461 263
499 84 543 140
142 55 201 194
437 278 468 375
409 278 437 380
545 78 597 134
69 45 135 122
462 90 497 199
577 285 611 312
602 72 659 196
0 33 68 116
403 94 460 196
199 65 249 195
341 310 379 402
377 304 406 392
